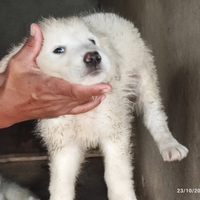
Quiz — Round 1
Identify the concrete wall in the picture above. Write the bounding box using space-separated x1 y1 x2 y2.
100 0 200 200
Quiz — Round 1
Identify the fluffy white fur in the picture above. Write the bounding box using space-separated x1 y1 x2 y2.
0 13 189 200
0 175 39 200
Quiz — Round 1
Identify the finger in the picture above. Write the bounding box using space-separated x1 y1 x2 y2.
48 77 112 98
14 23 43 66
70 83 112 99
69 95 106 114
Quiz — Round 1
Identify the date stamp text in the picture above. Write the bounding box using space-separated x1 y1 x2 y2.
177 188 200 194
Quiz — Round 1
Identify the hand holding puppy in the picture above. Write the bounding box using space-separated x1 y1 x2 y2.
0 23 112 128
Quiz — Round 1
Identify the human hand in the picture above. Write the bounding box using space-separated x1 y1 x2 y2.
0 23 112 128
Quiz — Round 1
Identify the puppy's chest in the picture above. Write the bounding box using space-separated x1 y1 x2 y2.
62 106 110 134
39 92 132 148
60 91 130 130
57 97 118 136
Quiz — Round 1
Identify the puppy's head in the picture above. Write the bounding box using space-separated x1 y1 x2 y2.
36 17 112 85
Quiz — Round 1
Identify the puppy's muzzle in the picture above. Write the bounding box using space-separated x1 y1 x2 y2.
84 51 101 67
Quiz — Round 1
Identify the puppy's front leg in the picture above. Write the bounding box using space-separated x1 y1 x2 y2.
100 136 137 200
49 142 85 200
136 54 188 161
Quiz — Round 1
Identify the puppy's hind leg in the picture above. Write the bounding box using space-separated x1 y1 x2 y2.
49 142 86 200
100 136 137 200
136 51 188 161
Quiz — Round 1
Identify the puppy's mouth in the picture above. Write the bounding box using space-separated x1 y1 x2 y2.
87 69 104 76
79 68 106 84
76 51 108 84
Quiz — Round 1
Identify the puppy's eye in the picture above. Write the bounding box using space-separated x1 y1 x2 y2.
53 47 65 54
89 39 96 45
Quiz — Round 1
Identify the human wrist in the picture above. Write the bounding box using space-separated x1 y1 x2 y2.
0 88 17 128
0 107 15 128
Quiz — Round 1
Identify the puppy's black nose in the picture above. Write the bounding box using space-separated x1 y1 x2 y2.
84 51 101 67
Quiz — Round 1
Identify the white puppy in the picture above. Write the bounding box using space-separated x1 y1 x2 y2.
0 175 39 200
0 13 188 200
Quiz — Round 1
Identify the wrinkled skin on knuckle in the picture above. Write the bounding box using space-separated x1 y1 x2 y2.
64 83 78 98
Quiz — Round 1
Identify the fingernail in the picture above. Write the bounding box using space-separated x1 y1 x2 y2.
102 88 112 94
30 24 35 36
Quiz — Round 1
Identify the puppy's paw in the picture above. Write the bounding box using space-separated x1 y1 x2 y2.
160 140 189 162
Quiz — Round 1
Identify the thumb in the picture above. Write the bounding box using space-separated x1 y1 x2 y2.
16 23 43 64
